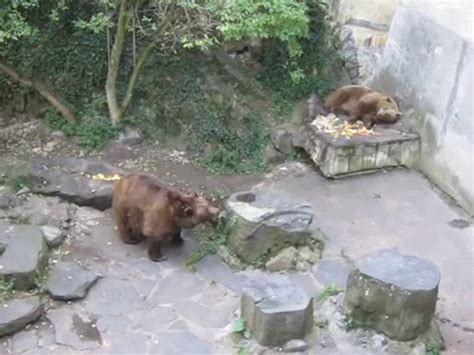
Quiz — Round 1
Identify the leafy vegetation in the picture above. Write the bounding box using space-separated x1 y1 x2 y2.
319 285 342 302
1 0 344 170
0 277 16 301
186 216 238 271
425 342 441 355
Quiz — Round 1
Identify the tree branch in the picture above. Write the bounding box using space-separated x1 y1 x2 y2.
0 57 78 123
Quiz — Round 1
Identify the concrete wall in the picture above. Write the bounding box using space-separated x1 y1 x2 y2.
329 0 401 47
372 6 474 215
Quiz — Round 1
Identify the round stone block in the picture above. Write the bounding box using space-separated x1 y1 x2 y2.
344 249 440 341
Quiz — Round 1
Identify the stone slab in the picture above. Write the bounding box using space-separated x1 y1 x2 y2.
0 296 44 337
303 124 420 178
46 261 99 301
0 225 48 290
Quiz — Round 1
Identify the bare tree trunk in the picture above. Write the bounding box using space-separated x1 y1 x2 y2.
121 41 155 112
106 0 131 126
0 57 78 123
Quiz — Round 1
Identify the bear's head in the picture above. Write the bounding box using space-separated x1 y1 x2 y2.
376 97 402 123
173 192 220 229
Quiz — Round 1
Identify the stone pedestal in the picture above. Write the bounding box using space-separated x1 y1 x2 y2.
344 249 440 341
226 190 324 265
241 273 314 346
303 123 420 178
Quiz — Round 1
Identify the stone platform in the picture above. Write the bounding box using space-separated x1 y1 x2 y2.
303 123 420 178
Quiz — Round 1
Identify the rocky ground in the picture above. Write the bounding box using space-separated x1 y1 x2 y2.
0 115 473 354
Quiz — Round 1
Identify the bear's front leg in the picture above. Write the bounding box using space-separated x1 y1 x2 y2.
171 229 184 246
362 115 375 129
148 239 166 262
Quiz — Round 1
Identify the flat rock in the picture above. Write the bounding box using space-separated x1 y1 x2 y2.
226 189 324 264
303 120 420 177
0 225 48 290
0 296 44 336
241 273 313 346
46 261 99 301
313 258 351 289
19 157 127 210
283 339 309 353
0 191 15 209
40 225 66 248
344 249 440 341
265 247 298 272
117 127 142 146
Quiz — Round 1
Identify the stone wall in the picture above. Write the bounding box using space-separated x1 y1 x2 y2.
372 6 474 215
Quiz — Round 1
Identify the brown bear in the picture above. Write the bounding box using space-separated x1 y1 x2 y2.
324 85 402 129
112 174 220 261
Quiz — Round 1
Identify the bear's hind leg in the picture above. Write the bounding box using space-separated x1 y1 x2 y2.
116 208 142 244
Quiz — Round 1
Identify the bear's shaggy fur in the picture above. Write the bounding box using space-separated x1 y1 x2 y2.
112 174 219 261
324 85 401 128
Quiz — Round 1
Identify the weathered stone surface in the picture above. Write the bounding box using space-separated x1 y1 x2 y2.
46 261 99 301
283 339 309 353
19 157 127 210
0 296 44 336
47 309 102 350
265 247 297 272
0 222 14 253
40 225 66 248
271 124 295 155
0 190 15 209
117 127 142 146
241 273 314 346
226 189 324 264
344 249 440 341
313 258 351 289
0 225 48 289
303 122 420 178
150 331 215 355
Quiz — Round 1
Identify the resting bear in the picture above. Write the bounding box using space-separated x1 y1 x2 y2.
112 174 219 261
324 85 401 129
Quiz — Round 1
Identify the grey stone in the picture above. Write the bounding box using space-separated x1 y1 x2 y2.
298 246 320 264
0 296 44 336
0 225 48 290
175 301 231 328
271 125 295 155
241 273 314 346
0 222 14 253
117 127 142 146
149 269 204 304
40 225 66 248
0 191 15 209
303 120 420 178
344 249 440 341
283 339 309 353
46 261 99 301
313 259 351 289
265 247 298 272
11 328 39 353
150 331 214 355
226 189 324 264
132 306 176 333
47 309 102 350
20 157 127 210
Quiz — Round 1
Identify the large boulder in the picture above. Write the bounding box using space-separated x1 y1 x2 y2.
241 273 314 346
0 296 44 337
226 189 324 264
17 157 126 210
344 249 440 341
0 225 48 290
